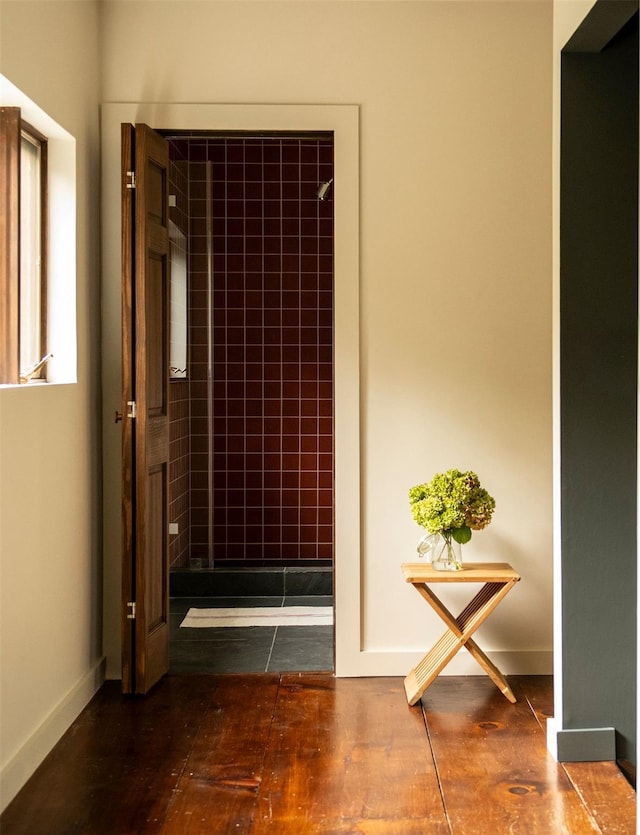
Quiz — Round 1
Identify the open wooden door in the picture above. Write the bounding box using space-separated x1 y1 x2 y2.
121 123 171 694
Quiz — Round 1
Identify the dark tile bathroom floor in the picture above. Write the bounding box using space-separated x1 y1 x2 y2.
169 595 334 674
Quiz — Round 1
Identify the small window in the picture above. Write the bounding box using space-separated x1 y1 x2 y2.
1 76 77 386
0 107 49 383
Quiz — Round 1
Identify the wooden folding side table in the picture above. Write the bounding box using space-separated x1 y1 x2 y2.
401 562 520 706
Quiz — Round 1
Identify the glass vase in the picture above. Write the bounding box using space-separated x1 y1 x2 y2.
416 532 463 570
431 533 463 571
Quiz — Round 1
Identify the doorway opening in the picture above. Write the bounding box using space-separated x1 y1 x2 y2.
164 131 335 673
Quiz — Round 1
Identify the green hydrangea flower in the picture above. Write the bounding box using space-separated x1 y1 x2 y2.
408 469 495 544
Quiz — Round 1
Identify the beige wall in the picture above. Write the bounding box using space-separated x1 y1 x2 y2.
101 1 554 675
0 0 103 811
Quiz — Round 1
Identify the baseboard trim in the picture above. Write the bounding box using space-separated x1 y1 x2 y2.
546 718 616 762
0 656 106 813
335 648 553 678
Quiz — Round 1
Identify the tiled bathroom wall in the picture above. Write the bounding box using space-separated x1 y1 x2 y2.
169 134 334 567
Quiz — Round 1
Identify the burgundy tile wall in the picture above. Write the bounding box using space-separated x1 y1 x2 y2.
168 379 190 567
168 148 191 569
188 136 334 565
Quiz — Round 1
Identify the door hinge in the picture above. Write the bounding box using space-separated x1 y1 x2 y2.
127 400 137 418
127 602 136 620
126 170 136 189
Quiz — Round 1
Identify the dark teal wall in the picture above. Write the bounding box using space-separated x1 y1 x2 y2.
560 8 638 775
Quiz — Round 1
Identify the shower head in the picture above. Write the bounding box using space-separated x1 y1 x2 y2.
316 179 333 201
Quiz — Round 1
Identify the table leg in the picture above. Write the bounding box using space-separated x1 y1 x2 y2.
404 629 468 705
404 579 518 705
464 637 516 703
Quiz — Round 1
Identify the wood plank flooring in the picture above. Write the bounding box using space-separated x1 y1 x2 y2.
0 675 635 834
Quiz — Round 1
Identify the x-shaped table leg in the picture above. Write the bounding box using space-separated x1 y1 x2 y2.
403 571 519 706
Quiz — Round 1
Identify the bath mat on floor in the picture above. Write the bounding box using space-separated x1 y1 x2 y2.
180 606 334 628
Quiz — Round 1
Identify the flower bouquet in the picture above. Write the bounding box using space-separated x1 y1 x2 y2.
408 469 495 570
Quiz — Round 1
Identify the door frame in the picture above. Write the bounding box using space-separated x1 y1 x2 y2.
102 102 363 677
548 2 639 770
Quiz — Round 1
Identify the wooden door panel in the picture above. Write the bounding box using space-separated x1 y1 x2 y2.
120 124 135 693
146 158 166 226
122 122 171 694
146 420 169 463
135 124 170 693
146 253 167 415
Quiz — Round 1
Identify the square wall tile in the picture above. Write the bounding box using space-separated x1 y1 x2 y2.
184 136 334 566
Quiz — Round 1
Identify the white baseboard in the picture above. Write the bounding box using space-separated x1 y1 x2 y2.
0 656 106 814
336 648 553 677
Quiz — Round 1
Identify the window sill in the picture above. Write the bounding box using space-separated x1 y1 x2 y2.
0 380 75 391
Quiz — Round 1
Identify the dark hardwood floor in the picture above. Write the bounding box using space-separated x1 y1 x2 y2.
0 675 635 834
